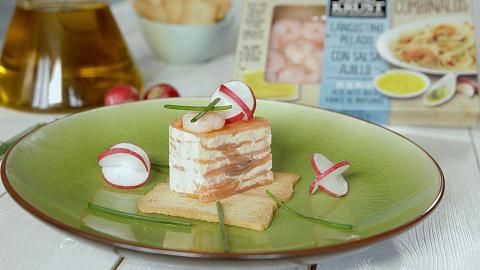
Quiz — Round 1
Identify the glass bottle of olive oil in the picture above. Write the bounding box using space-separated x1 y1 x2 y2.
0 0 142 112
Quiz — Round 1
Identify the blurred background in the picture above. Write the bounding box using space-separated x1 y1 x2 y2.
0 0 241 112
0 0 122 37
0 0 15 38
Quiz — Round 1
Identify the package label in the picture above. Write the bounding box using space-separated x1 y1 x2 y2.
320 0 390 123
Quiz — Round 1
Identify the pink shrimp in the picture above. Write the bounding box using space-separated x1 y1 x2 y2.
284 41 315 64
265 70 278 82
269 31 281 49
182 112 225 133
271 19 302 47
432 24 456 39
266 49 286 74
401 47 437 65
302 21 325 44
304 69 322 84
305 49 323 72
277 66 307 84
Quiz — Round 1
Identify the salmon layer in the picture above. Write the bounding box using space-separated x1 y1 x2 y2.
196 170 274 203
169 117 273 202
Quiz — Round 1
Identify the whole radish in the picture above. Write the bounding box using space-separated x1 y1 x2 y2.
144 84 180 100
104 85 140 106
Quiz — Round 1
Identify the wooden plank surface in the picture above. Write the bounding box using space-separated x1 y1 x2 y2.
0 194 120 270
117 258 309 270
470 126 480 169
0 160 4 195
311 126 480 269
116 249 309 270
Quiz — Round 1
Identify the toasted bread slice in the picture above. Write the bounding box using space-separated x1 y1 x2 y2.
242 172 300 202
138 172 300 230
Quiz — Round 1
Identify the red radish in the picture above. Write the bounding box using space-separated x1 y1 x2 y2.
309 161 350 194
210 81 256 124
457 77 479 94
104 85 140 106
310 160 350 181
144 83 180 100
457 83 475 98
309 153 349 196
97 143 151 189
456 77 478 98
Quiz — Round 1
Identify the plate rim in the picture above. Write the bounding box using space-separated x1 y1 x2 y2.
0 98 445 260
376 16 476 75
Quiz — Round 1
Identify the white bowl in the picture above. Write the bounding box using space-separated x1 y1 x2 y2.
374 69 431 99
137 14 233 64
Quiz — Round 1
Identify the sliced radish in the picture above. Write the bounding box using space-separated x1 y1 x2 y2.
309 161 350 195
457 77 479 94
97 143 151 189
98 148 148 171
210 80 256 124
457 83 475 98
101 167 149 189
309 153 349 197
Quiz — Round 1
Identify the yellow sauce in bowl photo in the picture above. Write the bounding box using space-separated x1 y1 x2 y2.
374 70 430 98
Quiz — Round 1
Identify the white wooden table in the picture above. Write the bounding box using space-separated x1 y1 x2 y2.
1 1 480 269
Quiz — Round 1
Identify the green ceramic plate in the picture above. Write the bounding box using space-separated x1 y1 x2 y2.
1 98 444 259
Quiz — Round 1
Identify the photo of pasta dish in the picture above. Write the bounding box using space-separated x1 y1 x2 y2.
390 22 476 72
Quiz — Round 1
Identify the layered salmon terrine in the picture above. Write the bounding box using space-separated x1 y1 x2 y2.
169 117 273 203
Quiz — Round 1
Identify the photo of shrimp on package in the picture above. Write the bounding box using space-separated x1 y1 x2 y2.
235 0 326 102
265 6 325 85
235 0 480 127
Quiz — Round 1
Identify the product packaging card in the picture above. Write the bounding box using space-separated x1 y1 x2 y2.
234 0 479 126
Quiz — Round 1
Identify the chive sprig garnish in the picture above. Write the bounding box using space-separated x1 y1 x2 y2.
163 97 227 123
151 163 169 171
191 97 221 123
87 202 192 227
163 104 232 111
266 190 353 231
216 201 229 252
151 163 169 168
